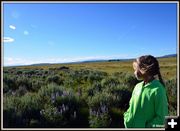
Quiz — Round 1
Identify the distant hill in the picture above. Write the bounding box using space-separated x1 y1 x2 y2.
6 53 176 67
157 54 177 58
30 63 51 66
106 54 177 62
56 54 177 64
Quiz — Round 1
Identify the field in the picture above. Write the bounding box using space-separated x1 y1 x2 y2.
13 57 176 79
3 56 177 128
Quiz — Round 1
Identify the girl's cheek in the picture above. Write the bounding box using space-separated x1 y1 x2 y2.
134 70 138 79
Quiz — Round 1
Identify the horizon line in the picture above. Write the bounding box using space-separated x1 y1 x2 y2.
3 53 177 67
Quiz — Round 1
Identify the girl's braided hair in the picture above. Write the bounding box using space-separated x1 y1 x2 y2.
137 55 165 86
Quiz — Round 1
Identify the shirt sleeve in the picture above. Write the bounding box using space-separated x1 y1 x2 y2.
124 97 133 127
146 87 169 128
123 87 136 128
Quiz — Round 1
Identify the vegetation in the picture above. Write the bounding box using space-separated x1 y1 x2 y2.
3 56 177 127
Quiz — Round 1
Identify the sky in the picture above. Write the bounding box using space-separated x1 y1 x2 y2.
2 2 178 66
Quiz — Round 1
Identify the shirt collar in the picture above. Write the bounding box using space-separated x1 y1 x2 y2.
142 79 156 88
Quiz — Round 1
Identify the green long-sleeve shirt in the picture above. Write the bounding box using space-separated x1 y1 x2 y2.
124 79 168 128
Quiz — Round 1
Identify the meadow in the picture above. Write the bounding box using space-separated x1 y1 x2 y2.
3 56 177 128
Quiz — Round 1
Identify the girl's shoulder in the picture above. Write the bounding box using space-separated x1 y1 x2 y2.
151 79 165 89
135 81 144 87
133 81 144 91
148 79 166 94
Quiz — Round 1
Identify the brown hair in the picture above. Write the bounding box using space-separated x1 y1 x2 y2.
137 55 169 109
137 55 165 86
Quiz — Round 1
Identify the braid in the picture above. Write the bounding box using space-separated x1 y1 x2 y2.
138 55 169 111
138 55 166 87
157 71 165 87
158 69 169 111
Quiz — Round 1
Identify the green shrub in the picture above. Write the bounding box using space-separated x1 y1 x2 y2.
164 78 177 115
89 105 111 128
101 77 120 89
16 76 32 91
87 71 107 84
46 75 63 85
87 91 112 127
3 96 23 127
3 75 17 91
85 82 102 97
39 85 79 127
110 85 132 109
40 104 65 126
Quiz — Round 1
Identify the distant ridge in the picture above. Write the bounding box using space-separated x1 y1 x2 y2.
28 53 177 66
4 53 177 67
157 54 177 58
30 63 51 66
79 54 177 63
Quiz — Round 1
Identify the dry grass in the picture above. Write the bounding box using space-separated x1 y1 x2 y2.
9 56 177 80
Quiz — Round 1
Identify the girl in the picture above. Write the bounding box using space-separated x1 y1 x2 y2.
124 55 168 128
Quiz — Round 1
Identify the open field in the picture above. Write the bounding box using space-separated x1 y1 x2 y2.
11 56 177 80
3 56 177 128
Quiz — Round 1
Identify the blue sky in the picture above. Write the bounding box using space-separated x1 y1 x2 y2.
3 2 177 66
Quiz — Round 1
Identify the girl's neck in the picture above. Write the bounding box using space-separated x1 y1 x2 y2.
143 76 155 85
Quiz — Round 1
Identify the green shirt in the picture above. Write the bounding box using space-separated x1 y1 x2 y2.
124 79 168 128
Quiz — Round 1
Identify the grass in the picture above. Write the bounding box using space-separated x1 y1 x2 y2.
5 56 177 80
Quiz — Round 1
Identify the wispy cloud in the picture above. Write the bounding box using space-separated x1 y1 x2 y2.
3 37 14 43
9 25 16 30
4 57 26 66
4 57 57 66
24 30 29 35
4 54 132 66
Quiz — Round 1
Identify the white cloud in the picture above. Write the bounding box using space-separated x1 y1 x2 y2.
9 25 16 30
4 57 34 66
3 37 14 43
4 57 22 66
24 30 29 35
3 54 132 66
